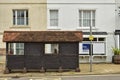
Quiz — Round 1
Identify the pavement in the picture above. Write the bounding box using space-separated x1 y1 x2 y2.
0 63 120 78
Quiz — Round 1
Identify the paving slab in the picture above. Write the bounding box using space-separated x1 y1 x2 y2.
0 63 120 77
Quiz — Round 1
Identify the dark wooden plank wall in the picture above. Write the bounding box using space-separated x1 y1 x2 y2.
7 42 79 70
7 55 24 69
24 43 44 69
59 43 79 69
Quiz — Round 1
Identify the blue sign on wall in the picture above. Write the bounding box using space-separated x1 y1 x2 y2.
82 44 90 52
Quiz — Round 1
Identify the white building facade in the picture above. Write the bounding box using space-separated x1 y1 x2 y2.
115 0 120 49
47 0 116 63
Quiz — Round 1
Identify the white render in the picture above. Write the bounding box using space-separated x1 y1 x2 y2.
115 0 120 30
47 0 116 63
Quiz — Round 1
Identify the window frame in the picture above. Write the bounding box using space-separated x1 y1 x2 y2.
44 43 59 54
8 43 24 55
48 9 60 29
79 36 106 55
79 9 96 28
13 9 28 26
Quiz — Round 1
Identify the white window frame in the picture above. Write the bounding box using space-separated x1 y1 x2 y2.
13 10 28 26
47 9 60 30
45 43 59 54
78 9 96 29
79 35 107 55
8 43 24 55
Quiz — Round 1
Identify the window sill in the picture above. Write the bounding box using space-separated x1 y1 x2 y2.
10 26 30 29
76 27 98 30
47 26 61 30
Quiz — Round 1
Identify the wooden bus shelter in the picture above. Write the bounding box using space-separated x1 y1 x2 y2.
3 31 83 73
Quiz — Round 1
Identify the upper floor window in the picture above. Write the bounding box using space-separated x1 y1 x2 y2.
79 10 95 27
13 10 28 25
49 10 58 27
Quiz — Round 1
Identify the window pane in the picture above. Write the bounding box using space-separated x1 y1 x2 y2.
13 11 16 25
92 19 95 27
8 43 14 55
13 10 28 25
79 10 95 27
45 44 59 54
50 19 58 26
20 18 25 25
50 10 58 19
83 11 91 27
16 43 24 55
92 11 95 19
79 19 82 27
26 17 28 25
83 38 89 41
79 11 82 27
50 10 58 26
17 18 21 25
98 38 105 41
92 38 97 41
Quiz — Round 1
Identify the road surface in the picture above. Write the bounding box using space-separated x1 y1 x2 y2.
1 74 120 80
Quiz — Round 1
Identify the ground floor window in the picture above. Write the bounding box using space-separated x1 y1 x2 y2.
8 43 24 55
45 44 59 54
79 37 106 55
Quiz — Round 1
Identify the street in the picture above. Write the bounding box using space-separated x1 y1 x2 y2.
1 74 120 80
62 74 120 80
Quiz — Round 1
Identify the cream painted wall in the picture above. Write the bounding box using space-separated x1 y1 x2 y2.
0 1 47 49
0 0 46 3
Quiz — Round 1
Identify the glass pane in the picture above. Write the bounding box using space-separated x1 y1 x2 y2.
13 11 16 25
79 11 82 18
79 10 82 27
93 38 97 41
16 49 24 55
83 11 91 19
87 19 91 26
8 43 14 55
83 38 89 41
83 10 91 27
50 10 58 26
14 10 28 25
26 17 28 25
50 19 58 26
83 19 88 27
79 19 82 27
13 17 16 25
51 44 59 54
45 44 59 54
17 18 21 25
16 43 19 48
45 44 52 54
20 11 24 17
92 11 95 19
26 10 28 17
98 38 105 41
20 18 24 25
92 19 95 27
16 43 24 55
50 10 58 19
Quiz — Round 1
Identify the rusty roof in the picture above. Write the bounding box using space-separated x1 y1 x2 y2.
3 31 83 42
